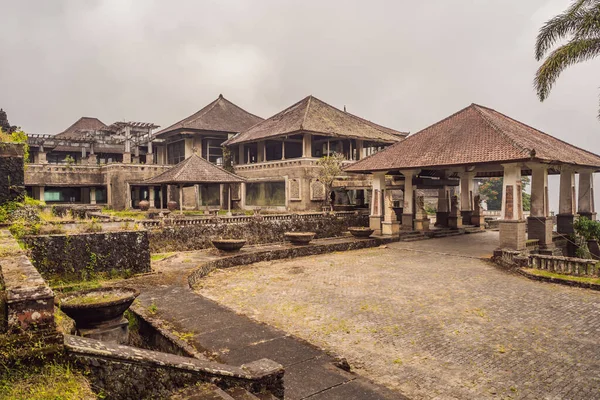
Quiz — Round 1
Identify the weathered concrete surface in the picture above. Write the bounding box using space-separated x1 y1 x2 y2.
0 143 25 204
197 232 600 399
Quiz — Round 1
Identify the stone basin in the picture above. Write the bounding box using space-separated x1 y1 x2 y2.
59 287 139 329
212 239 247 252
284 232 316 245
348 227 375 238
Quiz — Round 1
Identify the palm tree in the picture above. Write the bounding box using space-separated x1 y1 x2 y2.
534 0 600 116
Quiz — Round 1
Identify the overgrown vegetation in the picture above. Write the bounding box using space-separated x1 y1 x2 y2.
0 362 97 400
0 125 29 164
317 152 345 211
101 207 146 220
478 177 531 211
524 268 600 285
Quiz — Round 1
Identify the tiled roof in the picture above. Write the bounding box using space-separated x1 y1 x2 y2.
145 154 245 185
53 117 107 140
225 95 408 145
155 95 263 136
345 104 600 173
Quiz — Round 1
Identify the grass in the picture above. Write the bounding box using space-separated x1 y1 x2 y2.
523 268 600 285
0 362 97 399
151 252 175 262
61 291 130 306
101 209 146 220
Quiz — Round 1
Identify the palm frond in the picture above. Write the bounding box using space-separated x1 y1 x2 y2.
535 0 600 60
534 38 600 101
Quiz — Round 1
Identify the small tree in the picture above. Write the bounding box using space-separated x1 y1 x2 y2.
317 152 345 211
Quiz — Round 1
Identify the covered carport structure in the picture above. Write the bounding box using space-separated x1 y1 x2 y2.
144 153 245 214
345 103 600 251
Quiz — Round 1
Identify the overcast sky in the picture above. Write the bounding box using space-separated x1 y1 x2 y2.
1 0 598 211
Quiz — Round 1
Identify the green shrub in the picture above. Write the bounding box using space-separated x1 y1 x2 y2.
574 217 600 241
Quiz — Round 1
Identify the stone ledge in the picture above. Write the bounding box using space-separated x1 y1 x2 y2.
517 268 600 291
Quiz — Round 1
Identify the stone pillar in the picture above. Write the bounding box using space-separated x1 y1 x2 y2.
179 185 184 214
184 138 194 160
123 153 132 164
302 134 312 158
527 164 553 248
227 185 232 217
369 172 386 234
146 140 154 165
460 171 475 225
281 140 286 160
125 183 131 210
238 145 245 165
240 182 246 209
124 126 131 153
87 154 97 165
219 183 225 209
402 170 419 231
133 186 141 209
38 186 45 202
381 187 400 235
435 171 450 227
38 151 47 164
148 186 155 209
194 184 201 210
578 170 596 221
90 187 97 205
159 185 164 209
557 167 576 233
499 163 526 250
356 140 363 160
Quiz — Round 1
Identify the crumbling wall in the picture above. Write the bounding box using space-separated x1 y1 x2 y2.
149 213 368 253
0 143 25 204
23 230 150 282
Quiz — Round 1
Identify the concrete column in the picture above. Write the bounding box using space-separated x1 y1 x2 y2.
38 151 47 164
38 186 45 202
578 170 596 221
402 170 419 231
302 134 312 158
238 145 244 165
227 185 232 217
90 187 97 205
148 186 155 209
146 139 154 164
123 153 132 164
133 186 141 209
381 185 400 236
81 147 86 159
557 167 576 233
528 164 553 248
179 185 184 214
369 172 386 234
159 186 164 209
499 163 526 250
184 138 194 160
448 173 462 229
356 140 364 160
125 183 131 210
124 126 131 153
436 171 450 227
194 184 200 210
460 171 475 225
240 182 246 209
281 140 286 160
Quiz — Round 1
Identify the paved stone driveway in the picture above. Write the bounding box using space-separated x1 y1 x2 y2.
197 232 600 399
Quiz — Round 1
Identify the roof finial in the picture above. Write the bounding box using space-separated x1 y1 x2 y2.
219 93 223 99
344 105 347 112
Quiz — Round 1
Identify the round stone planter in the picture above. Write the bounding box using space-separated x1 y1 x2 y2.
284 232 316 245
167 201 178 211
212 239 247 252
138 200 150 211
348 227 374 238
59 287 140 329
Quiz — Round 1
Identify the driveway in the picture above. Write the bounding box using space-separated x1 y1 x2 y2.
197 232 600 399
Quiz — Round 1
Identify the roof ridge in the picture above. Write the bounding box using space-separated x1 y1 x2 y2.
472 105 533 157
219 95 265 122
183 97 220 128
300 95 312 130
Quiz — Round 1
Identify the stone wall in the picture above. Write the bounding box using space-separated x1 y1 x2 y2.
149 213 368 253
529 254 599 276
23 230 150 282
66 335 284 400
0 143 25 204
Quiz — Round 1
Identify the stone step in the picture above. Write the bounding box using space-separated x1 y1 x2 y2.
170 384 236 400
225 387 262 399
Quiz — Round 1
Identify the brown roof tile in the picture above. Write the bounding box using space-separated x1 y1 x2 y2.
156 95 263 136
53 117 107 140
225 95 408 145
345 104 600 173
145 154 245 185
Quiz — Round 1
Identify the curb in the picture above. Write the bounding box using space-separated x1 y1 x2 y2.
517 268 600 291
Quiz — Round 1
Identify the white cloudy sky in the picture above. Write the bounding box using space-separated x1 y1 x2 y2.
1 0 598 211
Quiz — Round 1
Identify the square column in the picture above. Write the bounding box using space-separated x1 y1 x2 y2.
460 171 475 225
369 172 386 234
557 167 576 233
90 187 97 205
578 170 596 221
148 186 155 209
527 164 553 248
401 170 419 231
184 138 194 159
258 141 266 162
238 145 245 165
499 163 526 250
302 134 312 158
448 173 462 229
382 186 400 235
37 186 45 202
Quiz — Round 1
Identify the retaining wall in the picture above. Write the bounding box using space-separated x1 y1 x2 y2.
23 230 150 282
0 143 25 204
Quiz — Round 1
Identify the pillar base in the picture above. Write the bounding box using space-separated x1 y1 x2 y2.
87 154 97 165
122 153 132 164
413 218 430 232
146 156 154 165
461 210 473 226
401 213 414 231
369 215 383 235
556 214 575 234
471 214 485 227
381 221 400 236
435 211 449 227
578 212 597 221
448 215 462 229
132 156 140 164
499 220 527 251
527 216 553 247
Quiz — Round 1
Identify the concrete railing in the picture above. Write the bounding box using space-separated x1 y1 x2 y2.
529 254 599 276
233 157 320 172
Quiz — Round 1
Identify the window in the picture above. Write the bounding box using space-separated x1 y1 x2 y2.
203 139 224 164
167 141 186 165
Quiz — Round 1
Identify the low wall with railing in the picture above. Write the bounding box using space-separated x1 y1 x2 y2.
529 254 599 276
148 212 368 253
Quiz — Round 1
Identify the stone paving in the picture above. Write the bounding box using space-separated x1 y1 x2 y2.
197 232 600 400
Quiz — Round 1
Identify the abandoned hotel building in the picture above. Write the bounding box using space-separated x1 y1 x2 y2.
24 94 407 212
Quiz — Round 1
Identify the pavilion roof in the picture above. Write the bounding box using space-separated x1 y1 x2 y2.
345 104 600 173
225 95 408 146
145 154 245 185
155 95 263 137
53 117 108 140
